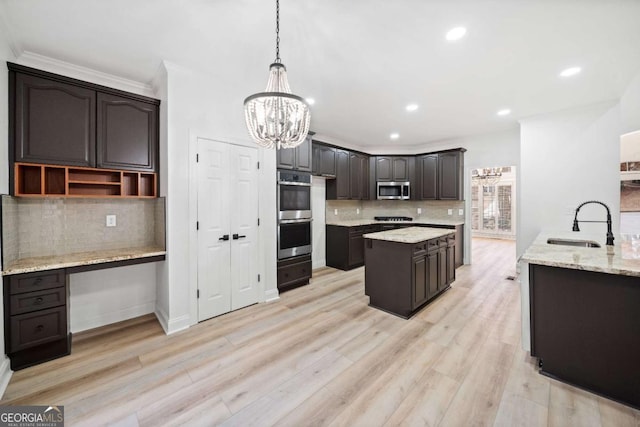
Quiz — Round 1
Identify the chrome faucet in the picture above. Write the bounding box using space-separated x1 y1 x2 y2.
572 200 614 246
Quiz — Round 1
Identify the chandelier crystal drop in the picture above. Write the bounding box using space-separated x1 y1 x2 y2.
244 0 310 149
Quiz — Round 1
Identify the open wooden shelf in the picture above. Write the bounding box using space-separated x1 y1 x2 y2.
14 163 157 198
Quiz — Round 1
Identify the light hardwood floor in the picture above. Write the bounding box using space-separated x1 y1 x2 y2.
2 238 639 426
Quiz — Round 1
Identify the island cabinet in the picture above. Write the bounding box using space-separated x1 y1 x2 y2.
530 264 640 409
3 269 71 370
326 224 380 270
276 134 312 172
364 228 455 318
9 62 160 175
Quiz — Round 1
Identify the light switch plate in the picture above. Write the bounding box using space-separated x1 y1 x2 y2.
458 209 464 215
334 209 338 215
417 208 422 214
106 214 117 227
357 208 360 214
448 209 453 216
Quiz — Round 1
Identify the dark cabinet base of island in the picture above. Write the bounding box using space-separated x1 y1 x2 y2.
364 233 455 319
530 264 640 410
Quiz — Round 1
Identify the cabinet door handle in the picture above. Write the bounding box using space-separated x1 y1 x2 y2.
219 235 229 241
35 325 44 333
34 297 44 305
233 234 247 240
32 277 43 286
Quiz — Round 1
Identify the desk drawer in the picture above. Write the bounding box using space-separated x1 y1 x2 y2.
9 270 66 295
10 306 67 352
10 287 66 315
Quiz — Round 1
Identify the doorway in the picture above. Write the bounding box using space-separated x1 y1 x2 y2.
470 166 516 240
196 138 260 321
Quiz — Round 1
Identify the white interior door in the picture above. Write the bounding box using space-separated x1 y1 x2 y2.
230 145 259 310
197 139 259 321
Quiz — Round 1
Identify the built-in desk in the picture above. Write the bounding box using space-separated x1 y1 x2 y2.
2 248 166 370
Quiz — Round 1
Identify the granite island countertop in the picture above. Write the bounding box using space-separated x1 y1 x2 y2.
364 226 454 244
326 219 464 227
520 231 640 277
2 246 167 275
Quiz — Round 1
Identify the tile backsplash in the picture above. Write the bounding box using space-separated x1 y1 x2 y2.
326 199 465 222
1 196 166 263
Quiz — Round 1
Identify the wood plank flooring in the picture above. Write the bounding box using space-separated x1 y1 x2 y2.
2 238 640 426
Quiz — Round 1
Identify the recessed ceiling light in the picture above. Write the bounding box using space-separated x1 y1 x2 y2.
446 27 467 41
559 67 581 77
497 109 511 116
305 98 315 105
405 104 419 112
390 133 400 140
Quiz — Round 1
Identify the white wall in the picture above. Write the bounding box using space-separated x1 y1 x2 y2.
518 101 621 257
0 10 16 395
621 71 640 134
156 61 278 333
311 177 326 269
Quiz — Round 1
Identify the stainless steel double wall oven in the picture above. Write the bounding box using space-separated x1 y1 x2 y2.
277 170 312 260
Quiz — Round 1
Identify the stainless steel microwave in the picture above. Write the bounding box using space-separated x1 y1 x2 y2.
377 181 410 200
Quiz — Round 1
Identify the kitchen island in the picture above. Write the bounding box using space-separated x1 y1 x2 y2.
520 231 640 409
363 226 455 318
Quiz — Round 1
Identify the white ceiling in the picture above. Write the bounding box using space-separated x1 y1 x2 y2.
2 0 640 148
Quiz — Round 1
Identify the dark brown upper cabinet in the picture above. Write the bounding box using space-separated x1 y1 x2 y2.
375 156 410 182
438 150 464 200
97 93 156 171
276 134 312 172
417 154 438 200
311 142 336 177
14 73 96 167
416 149 465 200
349 152 369 200
9 63 160 184
326 148 350 199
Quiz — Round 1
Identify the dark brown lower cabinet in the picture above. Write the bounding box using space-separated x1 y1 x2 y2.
326 224 380 270
3 269 71 370
530 264 640 410
365 232 455 318
277 254 312 292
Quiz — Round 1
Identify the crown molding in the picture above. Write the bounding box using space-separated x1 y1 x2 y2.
16 51 155 97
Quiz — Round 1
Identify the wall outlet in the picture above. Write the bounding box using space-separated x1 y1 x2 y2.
417 208 422 214
334 209 338 215
458 209 464 216
356 208 360 214
106 214 117 227
448 209 453 216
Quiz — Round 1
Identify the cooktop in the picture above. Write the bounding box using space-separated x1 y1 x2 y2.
374 216 413 222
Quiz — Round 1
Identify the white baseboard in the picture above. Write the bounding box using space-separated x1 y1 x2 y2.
312 259 326 269
70 302 156 333
0 357 12 399
264 288 280 303
155 308 190 335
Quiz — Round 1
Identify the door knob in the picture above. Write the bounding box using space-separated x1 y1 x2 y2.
233 234 247 240
219 235 229 241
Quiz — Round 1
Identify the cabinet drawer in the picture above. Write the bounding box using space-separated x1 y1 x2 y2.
413 243 427 255
10 306 67 352
9 270 66 295
10 287 66 315
277 260 311 287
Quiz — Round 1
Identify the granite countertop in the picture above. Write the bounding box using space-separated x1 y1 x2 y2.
520 231 640 277
326 219 464 227
2 246 167 275
364 226 454 244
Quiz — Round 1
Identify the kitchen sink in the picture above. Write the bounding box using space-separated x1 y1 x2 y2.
546 238 601 248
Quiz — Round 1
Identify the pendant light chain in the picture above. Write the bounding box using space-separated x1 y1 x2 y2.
275 0 281 63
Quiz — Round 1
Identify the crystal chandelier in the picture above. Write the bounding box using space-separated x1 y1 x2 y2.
244 0 310 149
